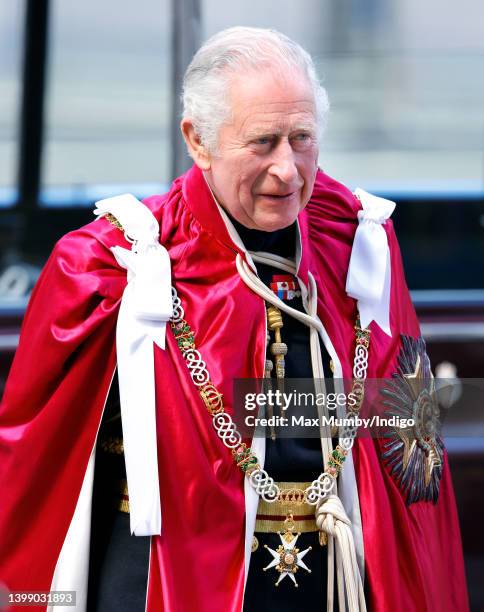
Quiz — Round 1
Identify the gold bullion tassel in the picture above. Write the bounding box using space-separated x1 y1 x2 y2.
267 305 287 379
264 359 274 379
264 358 276 440
252 536 259 552
266 305 287 441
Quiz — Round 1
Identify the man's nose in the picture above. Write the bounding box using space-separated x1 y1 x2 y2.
268 140 298 184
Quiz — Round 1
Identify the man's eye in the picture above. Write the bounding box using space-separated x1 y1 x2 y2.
291 133 314 149
254 137 271 145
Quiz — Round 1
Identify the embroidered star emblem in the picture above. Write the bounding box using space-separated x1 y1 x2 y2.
263 532 312 587
398 354 442 483
381 335 445 504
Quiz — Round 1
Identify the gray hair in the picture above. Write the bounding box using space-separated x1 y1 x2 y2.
182 26 329 153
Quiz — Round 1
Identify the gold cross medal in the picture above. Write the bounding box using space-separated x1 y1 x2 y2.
263 514 312 587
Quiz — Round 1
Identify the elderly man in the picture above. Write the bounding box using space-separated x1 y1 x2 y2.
0 27 468 612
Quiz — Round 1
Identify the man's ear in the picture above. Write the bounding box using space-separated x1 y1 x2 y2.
180 118 211 170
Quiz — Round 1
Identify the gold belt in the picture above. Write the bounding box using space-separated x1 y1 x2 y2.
118 479 130 513
117 479 318 533
255 482 317 533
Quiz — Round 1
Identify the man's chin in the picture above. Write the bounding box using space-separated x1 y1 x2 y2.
251 197 307 231
252 214 298 233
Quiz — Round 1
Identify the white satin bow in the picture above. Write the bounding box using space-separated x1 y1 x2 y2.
345 188 396 336
94 194 172 535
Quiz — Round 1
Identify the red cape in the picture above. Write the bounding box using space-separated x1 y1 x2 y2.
0 165 468 611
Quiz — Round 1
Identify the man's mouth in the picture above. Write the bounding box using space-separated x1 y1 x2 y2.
259 191 297 199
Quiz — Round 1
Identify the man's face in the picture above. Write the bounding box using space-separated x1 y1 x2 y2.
204 69 319 231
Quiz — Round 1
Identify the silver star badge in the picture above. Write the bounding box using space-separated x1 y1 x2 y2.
263 514 312 587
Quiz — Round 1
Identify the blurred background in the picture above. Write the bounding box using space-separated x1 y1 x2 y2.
0 0 483 608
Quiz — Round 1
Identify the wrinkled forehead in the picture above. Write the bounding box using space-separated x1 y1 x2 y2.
242 115 317 140
226 66 318 136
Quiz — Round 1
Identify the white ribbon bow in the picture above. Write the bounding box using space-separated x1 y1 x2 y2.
94 194 173 535
345 188 396 336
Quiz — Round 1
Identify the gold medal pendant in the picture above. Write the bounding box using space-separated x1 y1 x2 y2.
263 514 312 587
